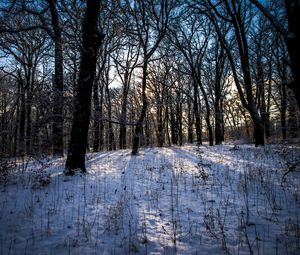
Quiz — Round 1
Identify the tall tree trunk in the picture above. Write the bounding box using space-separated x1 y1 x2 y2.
214 75 222 145
93 80 100 152
193 75 202 145
215 107 222 145
25 67 33 154
165 105 172 146
256 59 271 140
205 111 214 146
14 81 21 156
157 105 164 147
48 0 64 156
249 105 265 146
285 40 300 110
105 73 116 151
187 95 194 143
170 104 178 145
145 116 151 146
130 104 135 148
132 60 148 155
99 84 104 150
176 91 183 146
214 45 225 145
25 92 32 153
287 89 299 138
221 100 225 142
18 71 26 155
65 0 103 174
195 72 213 146
284 0 300 110
119 72 129 149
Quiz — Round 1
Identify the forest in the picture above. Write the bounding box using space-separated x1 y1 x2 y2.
0 0 299 164
0 0 300 254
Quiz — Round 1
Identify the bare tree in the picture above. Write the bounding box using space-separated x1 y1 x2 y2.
47 0 64 156
0 19 49 154
196 0 265 146
204 38 229 145
124 0 177 155
113 41 140 149
65 0 104 174
249 0 300 111
168 13 213 145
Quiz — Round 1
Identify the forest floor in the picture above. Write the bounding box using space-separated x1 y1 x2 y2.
0 143 300 255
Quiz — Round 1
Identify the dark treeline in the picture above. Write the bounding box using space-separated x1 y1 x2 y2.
0 0 299 172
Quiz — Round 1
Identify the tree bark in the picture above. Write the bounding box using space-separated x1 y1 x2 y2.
105 67 116 151
48 0 64 156
165 105 172 146
170 102 178 145
25 90 32 153
93 80 100 152
99 85 104 150
195 71 213 146
215 110 222 144
193 74 202 145
208 1 265 146
251 110 265 146
119 71 130 149
17 71 26 154
65 0 103 174
176 90 183 146
250 0 300 110
214 53 223 145
14 81 21 156
230 2 265 146
132 60 148 155
187 94 194 143
157 104 164 147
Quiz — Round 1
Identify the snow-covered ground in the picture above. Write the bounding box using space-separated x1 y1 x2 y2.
0 144 300 255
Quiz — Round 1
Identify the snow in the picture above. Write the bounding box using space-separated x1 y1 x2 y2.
0 144 300 254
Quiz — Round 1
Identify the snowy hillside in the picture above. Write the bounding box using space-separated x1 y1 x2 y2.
0 144 300 255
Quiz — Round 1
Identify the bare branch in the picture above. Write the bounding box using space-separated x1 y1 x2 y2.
249 0 289 39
